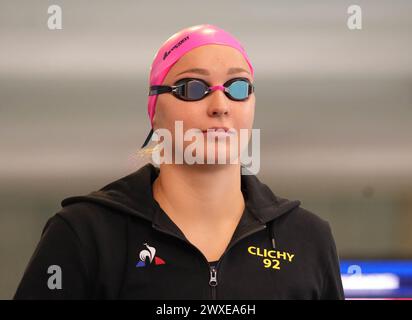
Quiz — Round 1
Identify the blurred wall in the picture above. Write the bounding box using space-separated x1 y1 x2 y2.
1 0 411 299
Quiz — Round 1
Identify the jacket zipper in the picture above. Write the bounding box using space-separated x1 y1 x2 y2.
153 222 267 299
209 266 218 299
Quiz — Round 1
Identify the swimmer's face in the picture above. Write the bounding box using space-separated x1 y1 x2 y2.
153 44 255 165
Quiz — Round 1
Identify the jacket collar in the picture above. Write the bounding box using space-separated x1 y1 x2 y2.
61 163 301 238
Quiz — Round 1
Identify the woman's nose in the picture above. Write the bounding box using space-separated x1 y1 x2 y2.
206 86 229 117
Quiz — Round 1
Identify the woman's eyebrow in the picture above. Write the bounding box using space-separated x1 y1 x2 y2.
176 67 250 76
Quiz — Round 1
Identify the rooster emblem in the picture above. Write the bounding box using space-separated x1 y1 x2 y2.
136 243 166 267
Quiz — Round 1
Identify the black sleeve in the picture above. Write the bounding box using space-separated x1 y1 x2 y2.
14 214 91 299
320 222 345 300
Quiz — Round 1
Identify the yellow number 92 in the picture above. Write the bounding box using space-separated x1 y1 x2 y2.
263 258 281 270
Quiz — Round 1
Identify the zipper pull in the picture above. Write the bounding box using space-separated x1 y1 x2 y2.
209 266 218 287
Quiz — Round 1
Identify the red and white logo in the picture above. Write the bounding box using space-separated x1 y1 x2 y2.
136 243 166 267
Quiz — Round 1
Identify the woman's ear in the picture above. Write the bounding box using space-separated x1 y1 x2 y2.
152 113 157 130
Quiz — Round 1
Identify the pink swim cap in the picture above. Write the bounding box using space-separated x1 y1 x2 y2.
142 24 254 148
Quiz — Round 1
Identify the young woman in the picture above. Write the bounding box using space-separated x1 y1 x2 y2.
14 24 344 299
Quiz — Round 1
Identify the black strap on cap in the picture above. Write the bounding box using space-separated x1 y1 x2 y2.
141 128 154 148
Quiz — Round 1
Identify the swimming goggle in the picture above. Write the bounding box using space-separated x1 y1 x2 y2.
148 77 255 102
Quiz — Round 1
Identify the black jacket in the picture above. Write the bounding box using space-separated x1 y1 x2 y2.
14 163 344 300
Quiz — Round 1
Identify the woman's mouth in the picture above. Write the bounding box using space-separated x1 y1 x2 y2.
201 127 236 135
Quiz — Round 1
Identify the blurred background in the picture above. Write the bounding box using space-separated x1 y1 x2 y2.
1 0 411 299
